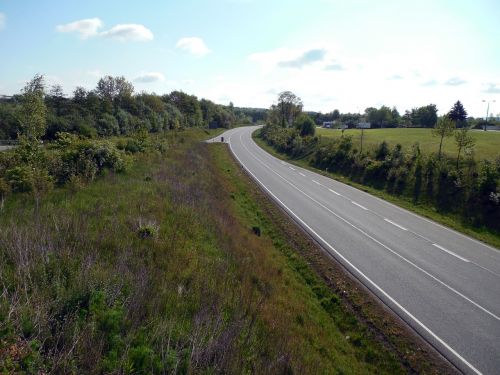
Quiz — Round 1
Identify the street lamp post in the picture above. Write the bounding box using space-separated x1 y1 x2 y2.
482 100 496 131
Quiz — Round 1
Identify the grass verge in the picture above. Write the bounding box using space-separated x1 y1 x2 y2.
253 130 500 250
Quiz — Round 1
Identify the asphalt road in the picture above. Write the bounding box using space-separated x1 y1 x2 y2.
208 126 500 375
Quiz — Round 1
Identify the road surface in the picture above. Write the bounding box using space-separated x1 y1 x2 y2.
208 126 500 375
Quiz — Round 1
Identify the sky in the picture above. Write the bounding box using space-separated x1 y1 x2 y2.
0 0 499 117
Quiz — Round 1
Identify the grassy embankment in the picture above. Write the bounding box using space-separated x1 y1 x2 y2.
0 128 444 374
316 128 500 161
254 129 500 249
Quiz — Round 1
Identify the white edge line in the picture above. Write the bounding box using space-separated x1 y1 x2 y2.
433 244 470 263
384 218 408 231
289 166 296 171
299 172 306 177
312 180 321 185
228 130 483 375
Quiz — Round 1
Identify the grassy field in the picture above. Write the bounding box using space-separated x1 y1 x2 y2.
317 128 500 160
1 128 438 374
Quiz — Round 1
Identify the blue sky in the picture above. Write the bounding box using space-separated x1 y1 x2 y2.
0 0 499 116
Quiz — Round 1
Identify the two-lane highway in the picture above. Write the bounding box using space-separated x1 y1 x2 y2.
209 126 500 374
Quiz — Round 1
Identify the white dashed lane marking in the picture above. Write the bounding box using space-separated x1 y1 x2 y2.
384 218 408 231
351 201 368 210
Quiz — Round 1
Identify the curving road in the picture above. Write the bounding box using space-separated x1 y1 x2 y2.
208 126 500 375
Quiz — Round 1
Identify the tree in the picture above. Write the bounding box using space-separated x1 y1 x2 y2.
294 113 316 137
402 110 412 127
432 117 455 158
276 91 302 127
454 126 475 169
165 91 203 127
96 75 134 110
48 84 66 116
16 74 52 209
415 104 438 128
18 74 47 154
447 101 467 128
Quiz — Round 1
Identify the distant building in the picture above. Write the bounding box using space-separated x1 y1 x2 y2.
357 122 371 129
322 121 335 128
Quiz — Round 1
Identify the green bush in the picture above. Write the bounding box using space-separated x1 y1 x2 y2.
6 166 33 192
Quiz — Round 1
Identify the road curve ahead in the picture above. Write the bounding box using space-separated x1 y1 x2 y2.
208 126 500 375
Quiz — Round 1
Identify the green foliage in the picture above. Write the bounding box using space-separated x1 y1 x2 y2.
268 91 303 127
97 113 120 136
5 166 33 192
137 221 158 239
19 74 47 141
364 106 400 128
432 117 456 158
294 113 316 137
447 100 468 126
454 126 475 169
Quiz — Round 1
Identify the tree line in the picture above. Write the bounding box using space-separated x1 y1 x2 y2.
0 74 265 141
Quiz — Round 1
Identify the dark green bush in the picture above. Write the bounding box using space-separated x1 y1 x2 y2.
6 166 33 192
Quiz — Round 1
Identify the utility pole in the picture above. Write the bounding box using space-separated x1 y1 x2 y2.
482 100 496 131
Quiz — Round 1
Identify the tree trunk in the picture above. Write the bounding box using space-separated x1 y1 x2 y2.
456 147 461 169
438 135 444 158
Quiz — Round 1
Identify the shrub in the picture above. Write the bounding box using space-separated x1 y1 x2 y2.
374 141 389 160
51 139 126 185
96 114 120 137
6 166 33 192
137 221 159 239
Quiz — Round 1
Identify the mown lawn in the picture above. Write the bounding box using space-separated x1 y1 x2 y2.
317 128 500 160
0 129 410 374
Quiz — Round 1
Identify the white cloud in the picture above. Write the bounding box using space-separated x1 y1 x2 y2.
388 74 404 80
249 45 342 74
56 18 103 39
100 24 153 42
134 72 165 83
0 13 6 30
277 48 327 69
421 79 438 87
445 77 467 86
176 37 211 57
482 83 500 94
56 18 153 42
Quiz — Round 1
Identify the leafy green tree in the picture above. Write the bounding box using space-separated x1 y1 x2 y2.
294 113 316 137
96 76 134 112
165 91 203 127
447 100 468 128
17 74 47 163
16 74 52 209
275 91 302 127
415 104 438 128
432 117 455 158
454 126 475 169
